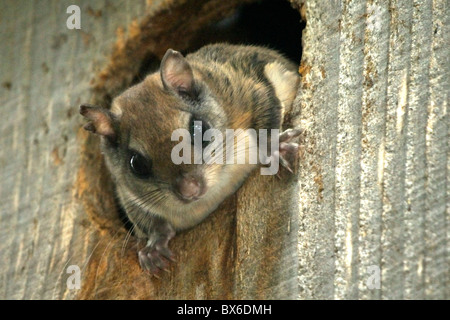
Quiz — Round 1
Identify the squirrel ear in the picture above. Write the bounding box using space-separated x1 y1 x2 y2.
160 49 195 98
79 104 116 140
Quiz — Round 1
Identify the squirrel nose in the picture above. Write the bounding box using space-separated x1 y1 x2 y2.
175 173 206 202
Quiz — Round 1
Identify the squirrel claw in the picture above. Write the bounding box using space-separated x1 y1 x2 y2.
138 238 174 275
277 128 302 174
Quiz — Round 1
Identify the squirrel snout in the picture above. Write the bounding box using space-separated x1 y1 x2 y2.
174 173 206 202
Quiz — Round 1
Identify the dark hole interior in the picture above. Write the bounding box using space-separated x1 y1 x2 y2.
189 0 304 61
132 0 304 85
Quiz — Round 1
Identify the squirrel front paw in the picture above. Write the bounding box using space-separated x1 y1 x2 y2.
277 128 302 174
138 233 175 276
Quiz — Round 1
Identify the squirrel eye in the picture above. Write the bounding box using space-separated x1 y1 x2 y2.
129 152 152 178
189 116 211 147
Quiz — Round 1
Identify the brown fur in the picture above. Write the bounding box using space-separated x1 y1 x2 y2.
98 44 298 235
76 0 302 299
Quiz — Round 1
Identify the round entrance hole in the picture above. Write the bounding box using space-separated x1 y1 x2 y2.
77 0 305 299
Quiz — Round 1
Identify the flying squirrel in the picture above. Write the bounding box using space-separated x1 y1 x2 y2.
80 43 301 274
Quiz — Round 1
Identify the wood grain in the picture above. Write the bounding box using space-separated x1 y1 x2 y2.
0 0 448 300
297 0 449 299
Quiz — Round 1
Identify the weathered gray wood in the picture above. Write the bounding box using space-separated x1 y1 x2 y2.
0 0 149 299
0 0 448 300
298 0 449 299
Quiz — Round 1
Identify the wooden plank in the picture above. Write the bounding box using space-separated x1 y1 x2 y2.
0 0 148 299
423 0 449 299
298 0 449 299
357 0 389 300
296 0 340 300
